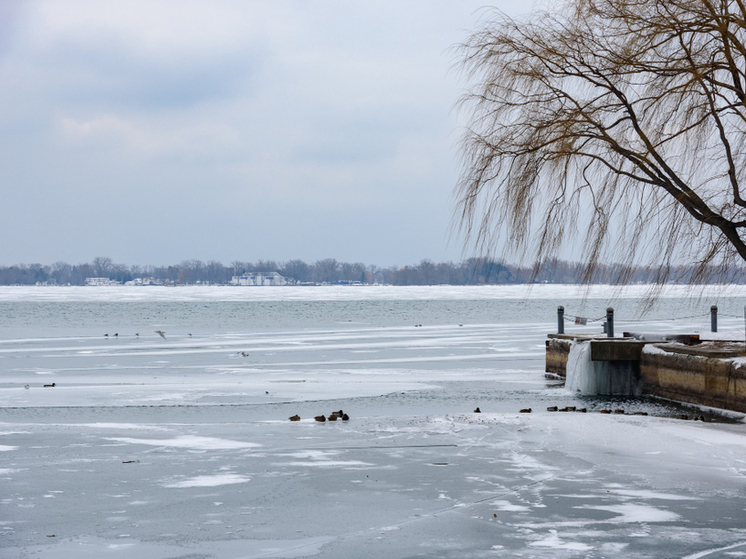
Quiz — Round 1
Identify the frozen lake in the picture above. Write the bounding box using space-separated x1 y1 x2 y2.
2 285 746 558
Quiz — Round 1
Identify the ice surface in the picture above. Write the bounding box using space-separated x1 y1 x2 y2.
5 535 336 558
2 286 746 558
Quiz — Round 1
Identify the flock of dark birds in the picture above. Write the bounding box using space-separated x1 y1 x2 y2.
289 406 705 422
289 410 350 422
471 405 706 421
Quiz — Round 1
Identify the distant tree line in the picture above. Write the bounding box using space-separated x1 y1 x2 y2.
0 256 744 286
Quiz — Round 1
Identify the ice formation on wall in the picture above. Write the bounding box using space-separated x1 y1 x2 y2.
566 341 640 396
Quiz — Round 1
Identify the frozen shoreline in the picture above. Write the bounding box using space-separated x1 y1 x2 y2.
0 283 744 303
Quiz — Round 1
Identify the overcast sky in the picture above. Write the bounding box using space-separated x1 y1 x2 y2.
1 1 529 267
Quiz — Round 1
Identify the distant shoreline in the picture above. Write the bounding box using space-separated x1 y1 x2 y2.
2 258 742 287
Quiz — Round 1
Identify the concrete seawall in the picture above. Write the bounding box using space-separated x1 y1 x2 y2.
545 337 573 376
546 335 746 413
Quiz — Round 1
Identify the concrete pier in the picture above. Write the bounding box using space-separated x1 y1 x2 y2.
546 334 647 374
547 335 746 413
640 345 746 412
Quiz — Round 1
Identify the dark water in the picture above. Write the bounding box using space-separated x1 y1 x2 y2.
0 294 742 338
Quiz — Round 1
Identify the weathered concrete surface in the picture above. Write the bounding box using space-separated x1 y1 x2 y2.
590 340 648 362
545 338 571 377
640 346 746 413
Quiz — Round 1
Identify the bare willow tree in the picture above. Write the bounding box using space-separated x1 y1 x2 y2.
456 0 746 284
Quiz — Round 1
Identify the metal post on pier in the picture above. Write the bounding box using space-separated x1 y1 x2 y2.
558 306 565 334
606 307 614 338
711 305 718 333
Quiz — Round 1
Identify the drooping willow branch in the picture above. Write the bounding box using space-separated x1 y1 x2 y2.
455 0 746 285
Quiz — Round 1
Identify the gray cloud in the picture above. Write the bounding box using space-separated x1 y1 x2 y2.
0 0 529 266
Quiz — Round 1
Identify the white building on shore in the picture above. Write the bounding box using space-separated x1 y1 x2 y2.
85 277 121 286
124 277 163 286
230 272 287 286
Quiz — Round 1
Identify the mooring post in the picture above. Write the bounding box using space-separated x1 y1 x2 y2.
606 307 614 338
557 306 565 334
711 305 718 333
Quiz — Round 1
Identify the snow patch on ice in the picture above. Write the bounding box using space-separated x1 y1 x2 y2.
164 474 251 488
507 452 560 473
578 503 680 523
282 450 340 460
529 529 592 551
79 423 169 431
608 489 699 501
279 448 373 468
106 435 260 450
492 500 530 512
0 445 18 451
283 460 373 468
